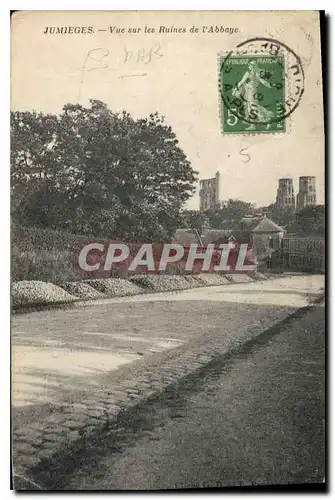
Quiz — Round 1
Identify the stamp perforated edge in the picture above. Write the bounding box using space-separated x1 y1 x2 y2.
217 49 292 136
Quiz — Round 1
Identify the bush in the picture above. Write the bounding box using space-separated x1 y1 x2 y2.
11 224 110 283
11 248 80 285
11 223 101 253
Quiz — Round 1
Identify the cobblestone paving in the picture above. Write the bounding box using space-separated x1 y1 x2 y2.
11 275 324 488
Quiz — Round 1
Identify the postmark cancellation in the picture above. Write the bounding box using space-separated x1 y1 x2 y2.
218 38 305 135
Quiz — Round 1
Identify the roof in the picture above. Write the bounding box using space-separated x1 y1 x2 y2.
173 229 199 244
252 217 285 233
240 217 255 222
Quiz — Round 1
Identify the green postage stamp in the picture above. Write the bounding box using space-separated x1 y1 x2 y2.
219 55 286 134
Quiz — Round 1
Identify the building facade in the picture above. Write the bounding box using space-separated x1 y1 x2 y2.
199 171 220 212
296 176 317 211
251 216 285 258
240 213 264 231
275 178 295 210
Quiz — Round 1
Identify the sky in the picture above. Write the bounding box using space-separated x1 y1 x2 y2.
11 10 325 209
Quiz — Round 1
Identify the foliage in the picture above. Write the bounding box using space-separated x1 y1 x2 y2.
181 210 209 232
266 204 296 229
205 199 256 229
11 247 80 285
11 100 198 241
286 205 325 236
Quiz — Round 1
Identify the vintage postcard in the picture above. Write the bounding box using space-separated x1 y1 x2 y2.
11 11 325 491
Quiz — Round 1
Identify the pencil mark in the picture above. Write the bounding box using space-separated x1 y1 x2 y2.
86 48 110 71
240 147 251 163
118 73 147 79
124 43 163 64
77 44 163 102
77 48 110 102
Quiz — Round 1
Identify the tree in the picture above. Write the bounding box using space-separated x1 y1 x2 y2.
205 199 255 228
266 203 296 229
11 101 198 241
11 110 59 216
181 210 208 233
287 205 325 236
